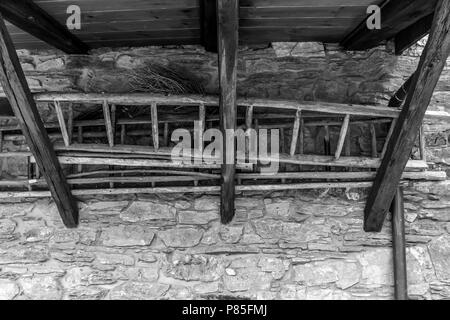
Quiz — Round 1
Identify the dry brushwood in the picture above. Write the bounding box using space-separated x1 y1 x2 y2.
128 63 205 95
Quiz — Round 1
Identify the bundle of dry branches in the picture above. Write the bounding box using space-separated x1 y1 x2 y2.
127 63 205 95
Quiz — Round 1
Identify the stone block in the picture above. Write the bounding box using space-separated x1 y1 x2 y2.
158 228 203 248
100 225 155 247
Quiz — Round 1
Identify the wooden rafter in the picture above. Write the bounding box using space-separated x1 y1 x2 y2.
364 0 450 232
395 14 434 55
201 0 218 52
0 13 78 227
341 0 436 51
0 0 88 54
217 0 238 224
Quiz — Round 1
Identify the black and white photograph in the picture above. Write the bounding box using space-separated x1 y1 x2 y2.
0 0 449 306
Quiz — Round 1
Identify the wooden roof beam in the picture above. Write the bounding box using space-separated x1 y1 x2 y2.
0 0 88 54
341 0 436 51
201 0 218 52
364 0 450 232
395 14 434 55
0 13 78 227
217 0 238 224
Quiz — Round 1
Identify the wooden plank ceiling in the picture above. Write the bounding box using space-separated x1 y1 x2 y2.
4 0 430 51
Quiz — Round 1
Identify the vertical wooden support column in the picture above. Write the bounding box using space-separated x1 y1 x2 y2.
0 14 78 227
391 187 408 300
217 0 238 224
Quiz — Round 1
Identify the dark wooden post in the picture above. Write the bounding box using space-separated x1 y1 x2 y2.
391 187 408 300
0 13 78 227
364 0 450 232
217 0 238 224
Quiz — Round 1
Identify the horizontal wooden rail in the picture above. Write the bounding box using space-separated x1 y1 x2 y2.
0 93 447 121
0 182 375 199
1 170 444 190
1 142 429 170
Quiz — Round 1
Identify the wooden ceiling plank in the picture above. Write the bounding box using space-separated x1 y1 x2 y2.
240 0 378 7
0 13 78 227
34 0 200 12
217 0 238 224
0 0 88 53
240 6 373 19
364 0 450 232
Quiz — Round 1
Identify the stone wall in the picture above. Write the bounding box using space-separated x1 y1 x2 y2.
0 40 449 300
0 183 449 300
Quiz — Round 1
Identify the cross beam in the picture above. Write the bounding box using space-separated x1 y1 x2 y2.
364 0 450 232
217 0 238 224
0 0 88 54
0 13 78 227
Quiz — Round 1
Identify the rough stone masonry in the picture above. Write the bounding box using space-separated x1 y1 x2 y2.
0 40 449 300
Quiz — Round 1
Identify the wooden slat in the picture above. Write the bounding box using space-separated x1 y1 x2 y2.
67 104 73 144
197 103 206 156
335 114 350 160
102 100 114 147
381 119 396 158
151 102 159 151
370 123 378 158
54 100 70 147
364 0 450 232
290 109 302 156
76 126 83 173
0 0 88 53
217 0 238 224
0 14 78 227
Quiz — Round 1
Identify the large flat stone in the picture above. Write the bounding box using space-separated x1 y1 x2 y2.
158 228 203 248
428 235 450 282
109 281 169 300
120 201 175 222
100 225 155 247
19 276 62 300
